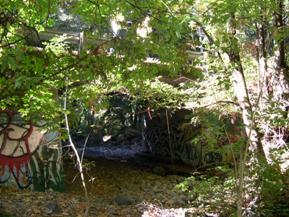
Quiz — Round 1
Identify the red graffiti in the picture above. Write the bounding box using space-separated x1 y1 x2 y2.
147 107 152 120
0 110 35 188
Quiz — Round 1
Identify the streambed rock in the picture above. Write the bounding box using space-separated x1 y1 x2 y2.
43 201 61 214
114 195 133 206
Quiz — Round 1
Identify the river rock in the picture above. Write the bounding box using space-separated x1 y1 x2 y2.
152 166 166 176
43 201 61 214
114 195 132 206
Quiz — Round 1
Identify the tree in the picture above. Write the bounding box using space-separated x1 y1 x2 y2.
189 0 288 215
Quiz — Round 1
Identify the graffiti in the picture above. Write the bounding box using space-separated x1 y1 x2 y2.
0 109 41 188
0 110 63 191
144 109 227 168
29 131 64 191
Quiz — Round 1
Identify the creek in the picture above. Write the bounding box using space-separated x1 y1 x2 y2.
64 155 194 216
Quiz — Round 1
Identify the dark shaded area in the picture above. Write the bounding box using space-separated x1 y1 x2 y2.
68 92 241 174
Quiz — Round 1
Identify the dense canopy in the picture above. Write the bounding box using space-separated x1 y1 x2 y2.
0 0 289 216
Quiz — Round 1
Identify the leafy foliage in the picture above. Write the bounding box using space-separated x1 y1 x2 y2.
259 163 289 216
1 0 289 215
175 166 237 215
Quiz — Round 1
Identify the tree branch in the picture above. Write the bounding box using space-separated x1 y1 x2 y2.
0 37 25 48
63 87 90 217
190 100 239 109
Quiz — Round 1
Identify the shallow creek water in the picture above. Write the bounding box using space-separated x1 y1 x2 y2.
65 157 187 200
0 157 228 216
64 157 190 214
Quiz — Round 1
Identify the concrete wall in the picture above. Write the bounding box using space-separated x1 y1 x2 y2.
0 110 63 191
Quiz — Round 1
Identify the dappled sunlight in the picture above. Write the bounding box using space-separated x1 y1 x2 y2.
1 0 289 216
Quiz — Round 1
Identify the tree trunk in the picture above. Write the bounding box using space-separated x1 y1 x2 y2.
228 15 263 155
270 0 289 102
227 14 264 217
260 0 289 172
256 19 272 99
